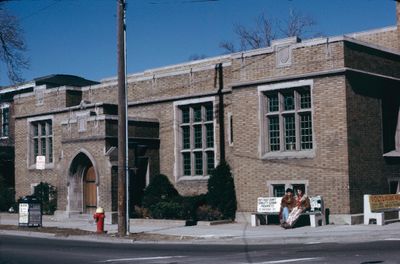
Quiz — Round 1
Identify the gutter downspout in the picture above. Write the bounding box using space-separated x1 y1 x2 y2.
217 63 226 164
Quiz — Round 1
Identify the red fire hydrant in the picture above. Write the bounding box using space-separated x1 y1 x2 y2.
93 207 105 233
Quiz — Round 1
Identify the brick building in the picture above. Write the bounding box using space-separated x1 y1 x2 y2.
0 75 98 206
7 3 400 224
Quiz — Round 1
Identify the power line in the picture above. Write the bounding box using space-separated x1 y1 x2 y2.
148 0 219 4
18 0 60 21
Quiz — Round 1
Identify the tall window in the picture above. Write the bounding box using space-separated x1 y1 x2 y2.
1 104 9 138
178 101 215 177
31 120 53 164
264 86 313 153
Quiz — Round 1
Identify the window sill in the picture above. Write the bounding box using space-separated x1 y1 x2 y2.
261 150 315 160
28 163 55 170
178 175 210 182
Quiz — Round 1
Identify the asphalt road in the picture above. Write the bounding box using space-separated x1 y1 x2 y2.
1 235 400 264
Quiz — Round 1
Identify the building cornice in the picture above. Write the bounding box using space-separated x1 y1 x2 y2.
230 67 400 89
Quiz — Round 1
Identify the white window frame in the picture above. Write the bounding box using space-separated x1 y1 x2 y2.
173 96 217 181
0 103 10 138
258 79 315 159
27 115 54 169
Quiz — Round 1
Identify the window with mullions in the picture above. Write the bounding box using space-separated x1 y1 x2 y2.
178 102 215 177
269 182 307 198
268 116 280 151
264 85 313 153
1 105 9 138
31 120 53 164
273 184 286 197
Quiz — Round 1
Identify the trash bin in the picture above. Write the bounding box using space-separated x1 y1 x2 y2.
18 196 42 227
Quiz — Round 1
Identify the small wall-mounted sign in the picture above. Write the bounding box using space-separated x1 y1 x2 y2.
36 156 46 170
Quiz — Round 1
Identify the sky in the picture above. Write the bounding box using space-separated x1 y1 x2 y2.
0 0 397 86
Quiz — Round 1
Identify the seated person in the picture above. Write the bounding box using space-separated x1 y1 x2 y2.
280 188 295 224
282 187 310 229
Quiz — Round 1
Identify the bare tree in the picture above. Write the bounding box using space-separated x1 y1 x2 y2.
188 54 208 61
279 9 316 38
220 9 316 53
0 3 29 84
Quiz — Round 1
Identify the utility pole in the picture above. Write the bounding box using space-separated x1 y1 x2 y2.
117 0 127 236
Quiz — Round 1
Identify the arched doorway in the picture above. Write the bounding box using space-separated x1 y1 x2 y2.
68 152 97 215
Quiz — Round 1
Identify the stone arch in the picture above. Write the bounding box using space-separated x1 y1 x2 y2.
67 149 99 214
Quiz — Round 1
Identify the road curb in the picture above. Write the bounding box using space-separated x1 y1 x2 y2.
0 229 56 239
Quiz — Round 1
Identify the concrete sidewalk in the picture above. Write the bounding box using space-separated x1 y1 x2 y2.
1 213 399 245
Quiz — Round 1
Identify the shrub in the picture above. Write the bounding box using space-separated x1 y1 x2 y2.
0 175 14 212
196 205 223 221
207 161 237 220
141 172 236 221
149 201 184 219
142 174 183 219
181 194 207 220
34 182 57 215
0 188 14 212
142 174 181 209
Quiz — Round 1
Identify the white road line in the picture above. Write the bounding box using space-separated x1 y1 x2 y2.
254 257 321 264
102 256 185 262
305 242 322 245
384 238 400 241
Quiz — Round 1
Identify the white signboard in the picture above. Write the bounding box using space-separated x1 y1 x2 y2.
19 203 29 224
257 197 282 213
36 156 46 170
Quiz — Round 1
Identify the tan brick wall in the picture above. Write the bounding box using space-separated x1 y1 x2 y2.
13 97 115 212
14 114 63 199
353 29 398 52
127 101 216 196
344 42 400 78
345 79 389 214
83 84 118 104
14 88 68 118
231 75 350 214
230 42 345 84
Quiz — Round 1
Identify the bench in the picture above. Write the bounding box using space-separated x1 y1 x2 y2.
251 196 326 227
363 194 400 225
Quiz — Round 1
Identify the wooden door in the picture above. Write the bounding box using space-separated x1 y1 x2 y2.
84 166 97 214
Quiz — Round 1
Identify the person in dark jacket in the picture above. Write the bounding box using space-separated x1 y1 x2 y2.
282 187 310 229
280 188 295 224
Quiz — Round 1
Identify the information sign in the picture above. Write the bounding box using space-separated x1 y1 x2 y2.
28 203 42 227
257 197 282 213
19 203 29 224
36 156 46 170
369 194 400 212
